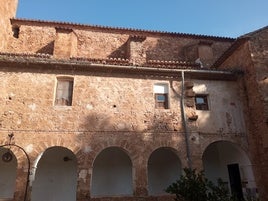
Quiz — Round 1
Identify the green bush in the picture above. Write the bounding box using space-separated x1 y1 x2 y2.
165 168 237 201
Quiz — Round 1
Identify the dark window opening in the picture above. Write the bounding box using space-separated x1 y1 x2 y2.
195 95 209 110
12 26 20 38
155 93 168 109
55 78 74 106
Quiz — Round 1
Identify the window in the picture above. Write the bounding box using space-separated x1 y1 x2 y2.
154 84 169 109
12 26 20 38
195 95 209 110
54 78 73 106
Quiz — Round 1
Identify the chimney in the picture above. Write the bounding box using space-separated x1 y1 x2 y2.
53 27 77 59
127 35 146 65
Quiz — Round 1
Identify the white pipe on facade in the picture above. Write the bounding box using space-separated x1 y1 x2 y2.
180 71 192 169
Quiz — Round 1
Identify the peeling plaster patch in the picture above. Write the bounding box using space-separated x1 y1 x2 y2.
79 169 88 183
17 119 21 125
83 145 92 153
25 144 33 153
193 84 207 93
86 104 93 110
117 122 126 130
28 103 36 111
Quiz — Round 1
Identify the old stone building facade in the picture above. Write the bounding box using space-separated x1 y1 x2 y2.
0 0 267 201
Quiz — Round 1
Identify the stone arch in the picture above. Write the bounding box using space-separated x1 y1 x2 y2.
91 146 133 197
200 137 249 158
0 147 17 199
32 136 81 158
89 139 136 166
31 146 77 201
147 147 182 195
202 140 256 198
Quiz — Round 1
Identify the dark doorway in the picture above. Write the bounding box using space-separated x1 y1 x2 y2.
227 163 244 201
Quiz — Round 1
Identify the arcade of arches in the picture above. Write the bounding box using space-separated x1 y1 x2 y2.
0 141 257 200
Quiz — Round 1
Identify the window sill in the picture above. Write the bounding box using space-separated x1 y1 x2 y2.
53 105 73 110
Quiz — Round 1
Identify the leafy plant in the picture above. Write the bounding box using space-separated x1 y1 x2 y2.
165 168 237 201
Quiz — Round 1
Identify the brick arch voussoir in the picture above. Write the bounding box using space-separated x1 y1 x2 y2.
31 141 81 167
144 141 182 162
144 143 184 173
8 146 24 167
201 137 249 159
90 141 135 168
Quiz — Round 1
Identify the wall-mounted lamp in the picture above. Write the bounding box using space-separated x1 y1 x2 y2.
2 151 13 162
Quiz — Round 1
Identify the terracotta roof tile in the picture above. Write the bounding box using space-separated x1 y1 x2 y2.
0 52 51 58
147 60 200 69
70 57 131 66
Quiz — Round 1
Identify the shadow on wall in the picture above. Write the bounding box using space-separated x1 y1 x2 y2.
108 41 128 59
80 110 182 133
77 109 183 196
36 41 54 55
145 37 185 62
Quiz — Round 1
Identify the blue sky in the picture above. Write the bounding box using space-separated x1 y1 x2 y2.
16 0 268 38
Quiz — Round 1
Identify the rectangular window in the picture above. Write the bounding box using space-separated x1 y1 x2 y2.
154 84 169 109
55 78 73 106
195 95 209 110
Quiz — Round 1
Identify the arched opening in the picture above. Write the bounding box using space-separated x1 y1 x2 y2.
202 141 257 199
0 148 17 199
31 147 77 201
91 147 133 197
148 147 182 195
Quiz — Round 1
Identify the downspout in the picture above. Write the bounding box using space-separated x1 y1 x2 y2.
180 71 192 169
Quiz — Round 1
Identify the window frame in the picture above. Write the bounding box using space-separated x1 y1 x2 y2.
155 93 168 109
54 77 74 107
154 83 169 109
195 94 209 110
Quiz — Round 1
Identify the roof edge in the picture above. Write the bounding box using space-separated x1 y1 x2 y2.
11 18 236 41
239 25 268 38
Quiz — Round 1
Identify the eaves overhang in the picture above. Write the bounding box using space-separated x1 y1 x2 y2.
0 53 240 80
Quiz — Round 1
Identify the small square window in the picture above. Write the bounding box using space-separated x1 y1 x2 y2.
195 95 209 110
55 78 74 106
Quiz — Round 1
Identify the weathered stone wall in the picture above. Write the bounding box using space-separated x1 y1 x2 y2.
0 0 18 51
76 30 129 59
247 31 268 201
0 1 259 200
192 79 246 134
7 22 233 66
0 70 183 132
7 25 56 54
0 65 250 200
219 33 268 200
